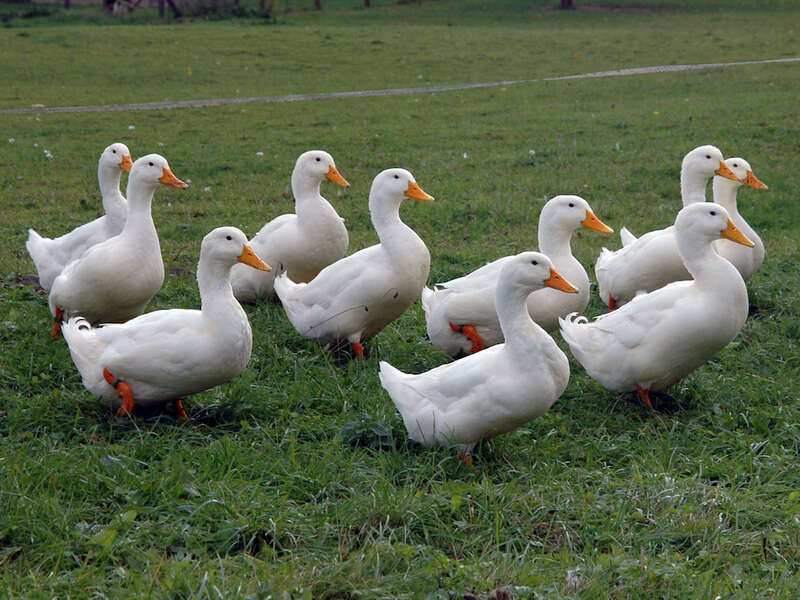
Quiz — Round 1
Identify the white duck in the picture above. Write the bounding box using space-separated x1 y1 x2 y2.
594 145 740 309
711 157 768 280
560 202 754 411
422 195 612 357
274 168 433 358
231 150 350 303
26 142 133 292
49 154 188 336
380 252 577 462
62 227 270 417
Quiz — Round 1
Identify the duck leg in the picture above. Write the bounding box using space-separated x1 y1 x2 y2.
52 306 64 339
103 367 135 416
174 398 189 420
351 342 365 359
608 295 618 311
448 322 485 354
636 386 655 413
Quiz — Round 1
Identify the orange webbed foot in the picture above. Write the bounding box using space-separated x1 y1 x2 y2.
636 386 655 414
52 306 64 339
448 322 485 354
351 342 365 359
174 398 189 420
103 367 135 416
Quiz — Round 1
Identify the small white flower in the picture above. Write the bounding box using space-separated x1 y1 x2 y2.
167 202 172 207
8 138 15 144
158 142 165 147
34 143 38 147
615 142 620 151
203 186 211 193
43 149 53 159
529 149 535 156
185 179 192 184
256 151 264 157
128 125 135 130
463 152 468 159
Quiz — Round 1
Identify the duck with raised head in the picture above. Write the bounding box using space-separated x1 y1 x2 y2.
560 202 754 411
711 157 768 279
27 142 133 292
422 195 612 357
380 252 577 463
594 145 740 310
62 227 270 417
231 150 350 303
49 154 188 336
274 168 433 358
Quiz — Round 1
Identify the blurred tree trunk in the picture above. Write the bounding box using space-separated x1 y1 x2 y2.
560 0 574 8
364 0 369 5
314 0 321 8
64 0 71 8
158 0 165 17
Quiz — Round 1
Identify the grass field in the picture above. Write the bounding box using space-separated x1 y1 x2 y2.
2 0 800 597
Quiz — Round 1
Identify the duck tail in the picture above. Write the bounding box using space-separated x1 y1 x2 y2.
620 227 638 247
378 360 416 419
558 311 589 348
25 229 55 290
61 317 107 392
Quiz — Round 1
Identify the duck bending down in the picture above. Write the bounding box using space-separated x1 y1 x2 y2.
422 195 611 357
380 252 577 463
274 168 433 358
711 157 768 280
560 202 754 412
594 145 740 310
231 150 350 303
26 143 133 292
61 227 270 417
49 154 188 337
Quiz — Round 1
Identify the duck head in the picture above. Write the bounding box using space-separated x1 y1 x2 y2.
540 195 613 235
716 157 768 191
201 227 271 272
501 251 579 295
100 142 133 173
129 154 189 190
675 202 754 248
295 150 350 188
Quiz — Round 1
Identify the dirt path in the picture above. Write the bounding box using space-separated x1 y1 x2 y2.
2 57 797 116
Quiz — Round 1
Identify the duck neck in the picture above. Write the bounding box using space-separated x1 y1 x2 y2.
680 168 711 207
292 171 325 221
712 178 741 216
370 196 413 253
538 223 573 262
121 178 157 239
679 236 740 288
496 280 550 351
99 163 126 217
198 259 245 323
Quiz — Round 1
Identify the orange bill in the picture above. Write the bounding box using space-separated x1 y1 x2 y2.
720 218 754 247
120 155 133 173
581 210 614 234
715 161 741 182
405 181 434 202
325 165 350 187
159 167 189 189
743 170 768 190
238 245 271 271
544 267 579 294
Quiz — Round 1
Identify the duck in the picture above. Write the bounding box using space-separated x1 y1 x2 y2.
231 150 350 303
380 252 577 463
594 145 740 309
711 157 768 280
422 195 612 357
61 227 270 417
49 154 188 336
560 202 754 411
274 168 433 358
26 142 133 292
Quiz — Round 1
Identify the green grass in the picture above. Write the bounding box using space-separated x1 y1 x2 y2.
2 1 800 597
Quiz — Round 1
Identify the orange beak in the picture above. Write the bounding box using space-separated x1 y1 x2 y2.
159 167 189 189
238 245 271 271
544 267 579 294
743 170 768 190
325 165 350 188
581 209 614 234
720 218 754 247
715 161 741 182
120 155 133 173
405 181 434 202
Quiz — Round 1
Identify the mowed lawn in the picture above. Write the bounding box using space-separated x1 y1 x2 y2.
1 1 800 597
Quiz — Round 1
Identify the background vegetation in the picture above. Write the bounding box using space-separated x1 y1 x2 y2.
1 0 799 597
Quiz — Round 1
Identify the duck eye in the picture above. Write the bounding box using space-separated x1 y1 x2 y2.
705 155 711 159
316 157 321 162
710 211 716 216
148 161 154 167
226 235 232 240
394 174 399 179
112 149 116 154
531 260 538 265
568 203 574 208
733 163 738 167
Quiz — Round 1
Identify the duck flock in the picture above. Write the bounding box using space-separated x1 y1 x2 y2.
25 143 767 462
